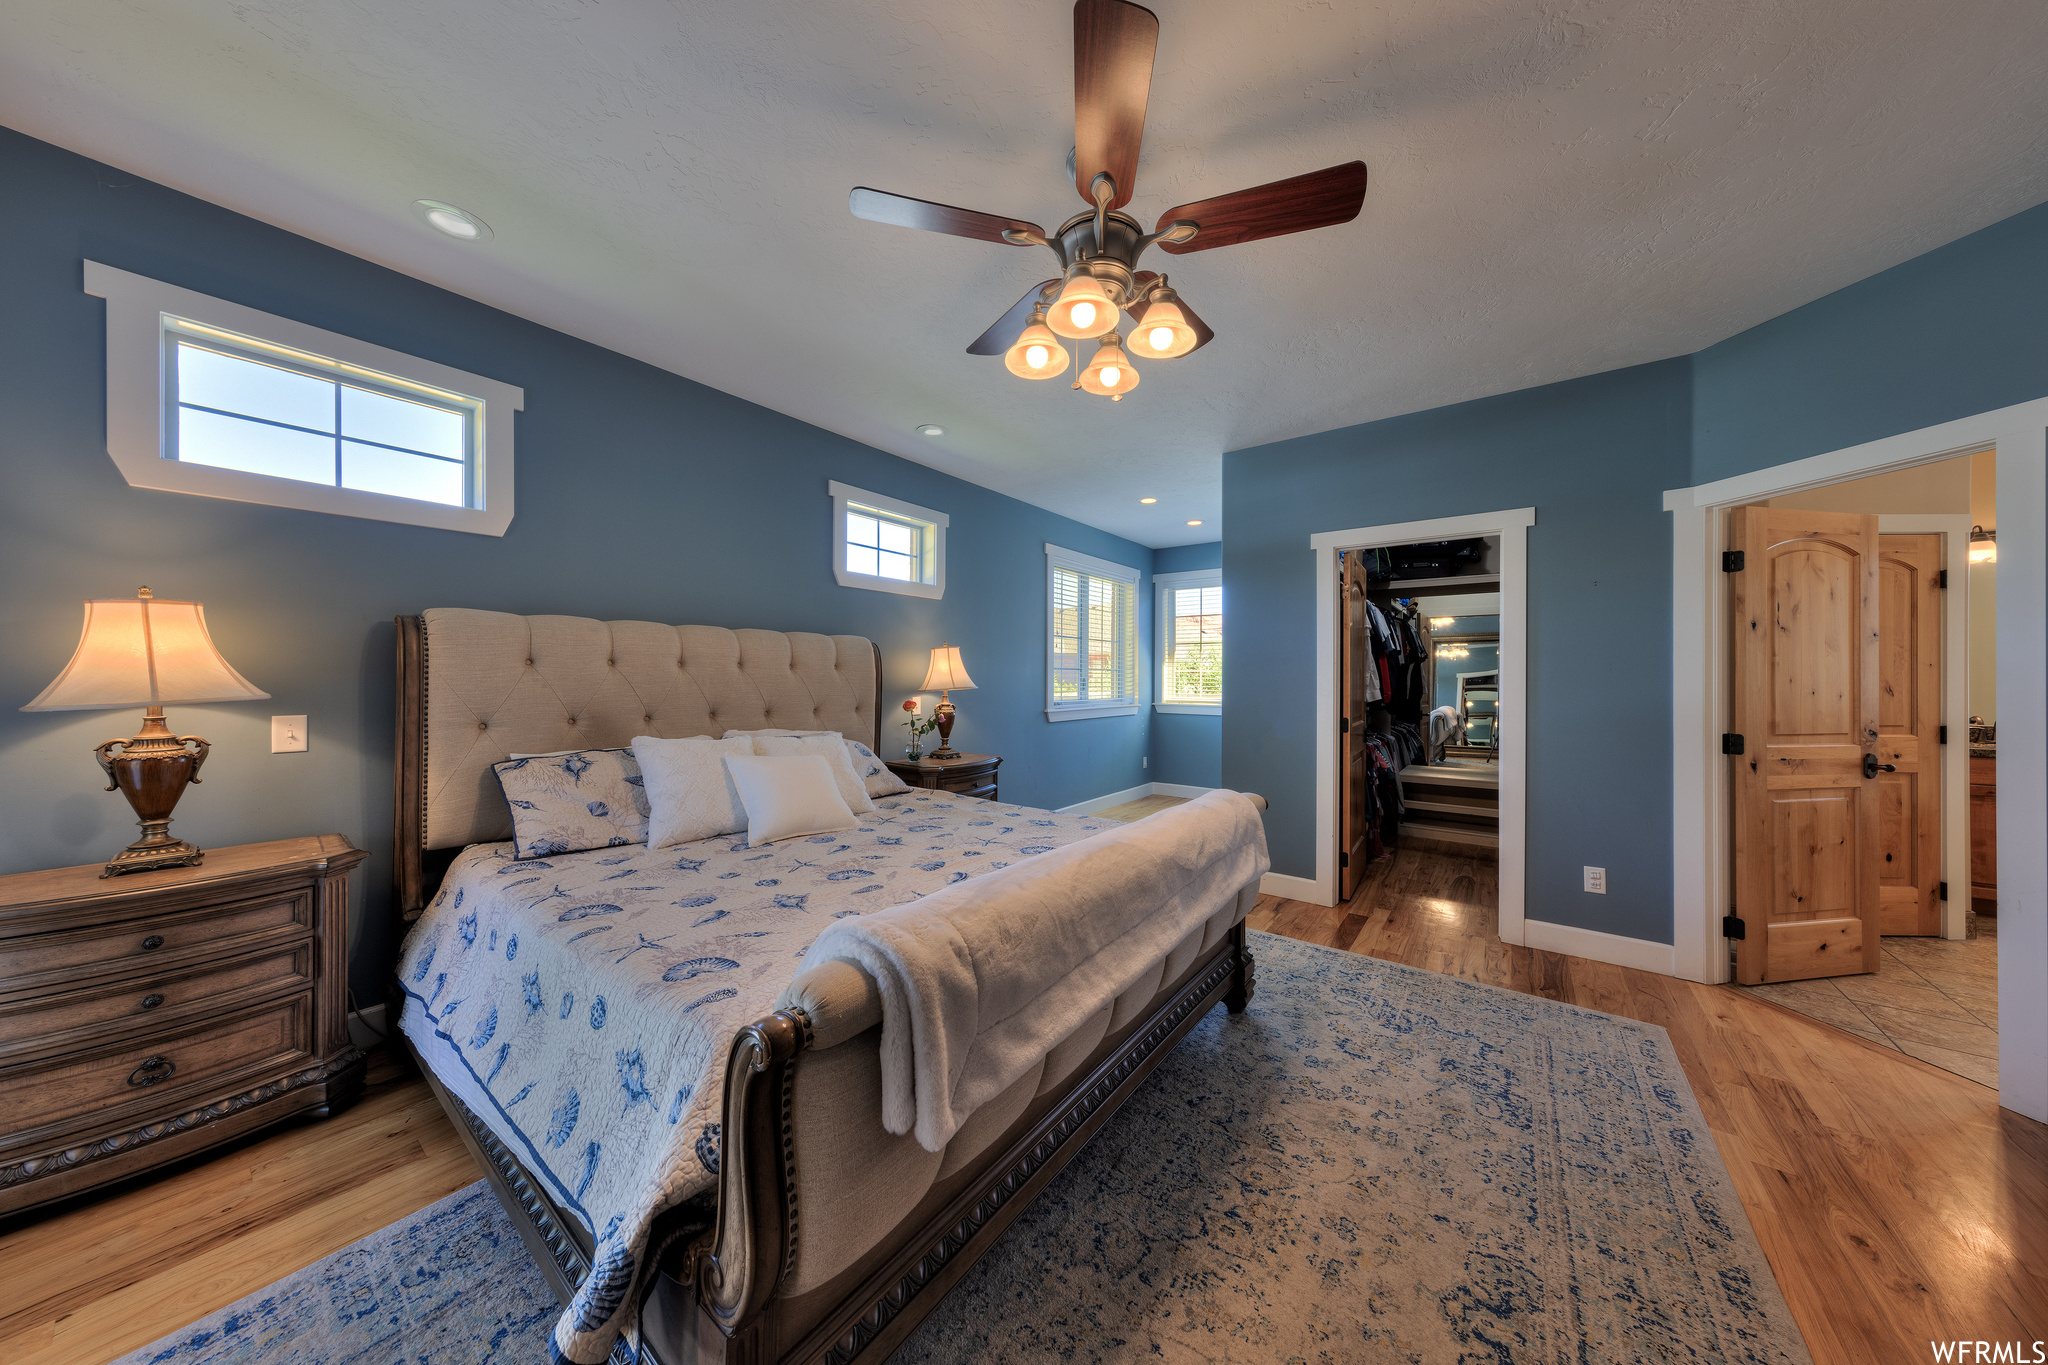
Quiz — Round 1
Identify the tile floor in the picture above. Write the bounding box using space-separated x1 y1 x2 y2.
1738 916 1999 1087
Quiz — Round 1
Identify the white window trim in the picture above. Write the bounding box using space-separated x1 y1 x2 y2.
1154 567 1222 715
83 261 523 536
1045 542 1142 721
829 480 947 599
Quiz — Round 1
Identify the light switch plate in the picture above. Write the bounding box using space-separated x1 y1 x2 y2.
1583 866 1606 895
271 715 308 753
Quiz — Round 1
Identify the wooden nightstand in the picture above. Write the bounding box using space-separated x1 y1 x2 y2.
0 834 368 1216
887 752 1001 802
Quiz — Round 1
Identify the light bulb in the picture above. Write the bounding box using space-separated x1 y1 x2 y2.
1078 332 1140 397
427 209 480 238
1048 274 1118 339
1003 312 1069 380
1128 294 1198 358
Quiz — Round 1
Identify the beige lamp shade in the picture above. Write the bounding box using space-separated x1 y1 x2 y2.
918 645 976 693
21 590 269 711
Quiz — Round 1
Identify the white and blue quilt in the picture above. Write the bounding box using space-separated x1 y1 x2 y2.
396 791 1115 1365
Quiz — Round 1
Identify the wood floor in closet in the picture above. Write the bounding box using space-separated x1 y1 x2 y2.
0 838 2040 1365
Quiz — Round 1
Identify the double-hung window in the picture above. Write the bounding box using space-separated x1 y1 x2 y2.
830 481 946 599
1046 544 1140 720
1155 569 1222 713
84 261 522 535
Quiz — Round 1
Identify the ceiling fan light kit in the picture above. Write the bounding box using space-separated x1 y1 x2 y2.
849 0 1368 405
1004 309 1071 379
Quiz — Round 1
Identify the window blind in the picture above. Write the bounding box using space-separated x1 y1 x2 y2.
1163 583 1222 703
1046 544 1140 715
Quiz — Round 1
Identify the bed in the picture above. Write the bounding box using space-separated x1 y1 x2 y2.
390 609 1266 1365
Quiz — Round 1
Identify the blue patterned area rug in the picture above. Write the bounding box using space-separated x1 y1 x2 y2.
116 933 1809 1364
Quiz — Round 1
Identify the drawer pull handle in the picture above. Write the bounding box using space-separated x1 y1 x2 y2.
140 935 165 951
128 1056 176 1087
140 993 165 1010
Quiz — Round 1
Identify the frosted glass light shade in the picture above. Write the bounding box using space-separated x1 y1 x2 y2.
1078 334 1140 397
918 645 977 693
1047 275 1118 339
1004 317 1070 379
22 590 269 711
1130 297 1198 359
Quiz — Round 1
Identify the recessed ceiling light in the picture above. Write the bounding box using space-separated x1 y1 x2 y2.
915 423 945 437
1140 497 1157 504
411 200 492 242
1186 519 1203 526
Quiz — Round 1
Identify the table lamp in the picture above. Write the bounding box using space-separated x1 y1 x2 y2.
21 587 270 876
918 644 977 759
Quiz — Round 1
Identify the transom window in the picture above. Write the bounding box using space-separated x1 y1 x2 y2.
85 261 522 536
167 320 481 508
829 481 946 599
1046 544 1140 720
1156 569 1222 712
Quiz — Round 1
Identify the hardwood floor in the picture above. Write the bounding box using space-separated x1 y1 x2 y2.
1 840 2041 1365
1248 837 2048 1365
0 1048 476 1365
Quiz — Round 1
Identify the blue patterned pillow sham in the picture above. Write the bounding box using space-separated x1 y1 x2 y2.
492 748 650 858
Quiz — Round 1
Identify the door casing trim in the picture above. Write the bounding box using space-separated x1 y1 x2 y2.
1664 401 2045 1124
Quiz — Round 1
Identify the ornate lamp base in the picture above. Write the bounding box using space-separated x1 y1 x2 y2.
929 695 961 760
95 708 211 878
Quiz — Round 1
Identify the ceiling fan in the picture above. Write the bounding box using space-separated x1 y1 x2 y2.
849 0 1367 401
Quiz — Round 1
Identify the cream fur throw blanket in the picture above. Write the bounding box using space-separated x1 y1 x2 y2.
796 789 1270 1152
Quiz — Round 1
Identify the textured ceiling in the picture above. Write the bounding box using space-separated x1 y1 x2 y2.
5 1 2047 547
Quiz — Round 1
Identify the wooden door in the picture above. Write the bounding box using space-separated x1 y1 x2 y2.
1728 505 1882 984
1875 533 1943 935
1340 554 1371 900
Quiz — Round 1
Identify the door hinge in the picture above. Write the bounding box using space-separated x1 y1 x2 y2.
1722 733 1745 755
1939 725 1948 745
1940 881 1949 902
1341 716 1351 734
1340 851 1349 869
1939 568 1949 589
1723 915 1746 941
1722 550 1744 572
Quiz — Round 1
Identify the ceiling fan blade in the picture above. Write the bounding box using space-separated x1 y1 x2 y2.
850 187 1045 244
1072 0 1158 209
1152 161 1368 254
967 279 1062 355
1126 287 1215 355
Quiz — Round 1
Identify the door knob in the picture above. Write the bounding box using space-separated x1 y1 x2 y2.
1863 753 1897 778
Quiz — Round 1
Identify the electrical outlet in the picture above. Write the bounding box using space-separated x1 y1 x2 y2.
1583 866 1606 895
271 715 308 753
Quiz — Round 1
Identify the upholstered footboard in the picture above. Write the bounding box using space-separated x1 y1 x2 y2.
655 873 1262 1365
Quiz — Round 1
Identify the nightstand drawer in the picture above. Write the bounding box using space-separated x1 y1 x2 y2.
0 993 312 1141
0 890 310 991
0 942 313 1057
940 777 998 800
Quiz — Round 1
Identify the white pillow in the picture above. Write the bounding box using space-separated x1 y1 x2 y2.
723 755 858 845
723 729 909 800
748 734 876 815
631 735 754 848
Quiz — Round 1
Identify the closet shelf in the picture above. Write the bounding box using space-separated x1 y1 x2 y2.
1367 573 1501 593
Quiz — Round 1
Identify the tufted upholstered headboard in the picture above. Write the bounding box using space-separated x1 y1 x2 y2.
392 608 882 917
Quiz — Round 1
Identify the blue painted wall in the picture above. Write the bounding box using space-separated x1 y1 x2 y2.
1151 542 1222 789
1223 360 1692 940
0 126 1156 997
1694 201 2048 484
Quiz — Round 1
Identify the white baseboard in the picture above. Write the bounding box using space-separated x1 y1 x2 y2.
1522 919 1675 975
348 1001 392 1049
1258 871 1328 904
1058 781 1217 816
1149 782 1216 799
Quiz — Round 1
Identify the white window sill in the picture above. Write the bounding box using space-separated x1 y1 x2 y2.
1155 702 1221 715
1045 703 1141 722
832 567 943 599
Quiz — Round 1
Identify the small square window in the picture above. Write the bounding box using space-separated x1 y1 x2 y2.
830 481 946 599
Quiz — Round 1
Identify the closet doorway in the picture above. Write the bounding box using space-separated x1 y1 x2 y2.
1309 508 1533 937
